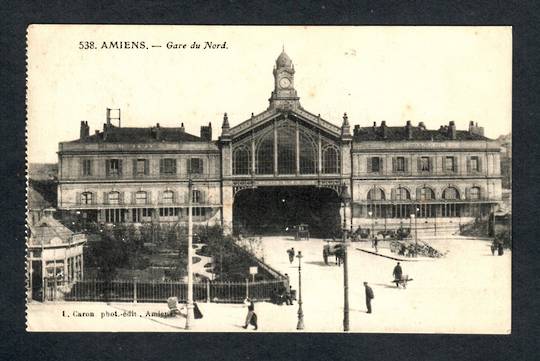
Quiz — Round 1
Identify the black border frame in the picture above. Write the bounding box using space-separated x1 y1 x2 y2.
2 1 540 360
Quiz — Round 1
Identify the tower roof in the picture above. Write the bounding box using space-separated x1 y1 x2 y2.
276 50 292 68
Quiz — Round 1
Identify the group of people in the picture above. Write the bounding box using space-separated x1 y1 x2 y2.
271 286 294 306
164 255 413 330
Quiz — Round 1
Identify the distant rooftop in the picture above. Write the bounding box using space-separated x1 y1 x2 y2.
353 121 490 142
68 125 206 144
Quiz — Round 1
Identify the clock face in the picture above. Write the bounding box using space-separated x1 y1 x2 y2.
279 77 291 88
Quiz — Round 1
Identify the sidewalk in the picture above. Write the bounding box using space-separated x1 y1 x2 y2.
27 300 300 332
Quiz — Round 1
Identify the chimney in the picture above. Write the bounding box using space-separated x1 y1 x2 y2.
372 121 377 131
200 123 212 141
179 122 185 133
405 120 413 139
353 124 360 137
469 121 484 136
151 123 161 141
448 121 456 139
380 121 388 139
80 121 89 139
103 123 108 140
418 122 426 130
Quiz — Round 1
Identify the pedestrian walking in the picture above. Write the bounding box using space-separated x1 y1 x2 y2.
393 262 403 287
373 236 379 253
242 298 258 330
364 282 374 313
287 247 295 264
498 240 504 256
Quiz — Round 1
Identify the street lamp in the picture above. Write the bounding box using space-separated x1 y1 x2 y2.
368 210 374 245
340 183 351 332
410 211 418 246
185 177 194 330
296 250 304 330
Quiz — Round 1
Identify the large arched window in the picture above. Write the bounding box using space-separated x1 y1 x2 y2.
322 146 340 174
443 187 460 200
393 187 410 201
81 192 93 205
135 191 147 205
233 146 251 175
418 187 435 201
108 191 120 205
299 132 317 174
256 132 274 175
469 187 481 200
367 187 385 201
162 190 174 204
277 125 296 174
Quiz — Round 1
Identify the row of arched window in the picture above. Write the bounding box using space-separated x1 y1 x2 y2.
366 186 482 201
232 124 340 175
80 190 203 205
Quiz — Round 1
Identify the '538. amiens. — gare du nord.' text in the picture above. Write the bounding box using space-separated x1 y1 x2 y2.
78 40 229 50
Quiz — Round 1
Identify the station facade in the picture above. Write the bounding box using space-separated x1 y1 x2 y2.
57 51 502 236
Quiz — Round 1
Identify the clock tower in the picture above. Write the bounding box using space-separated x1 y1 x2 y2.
269 49 300 110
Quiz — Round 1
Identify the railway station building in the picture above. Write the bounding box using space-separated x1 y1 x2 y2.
57 51 502 237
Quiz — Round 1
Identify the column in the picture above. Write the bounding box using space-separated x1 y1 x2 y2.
222 183 234 234
251 135 256 174
317 132 322 175
295 121 300 175
273 120 278 175
80 255 84 280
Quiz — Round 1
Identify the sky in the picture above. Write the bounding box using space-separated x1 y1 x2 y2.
27 25 512 163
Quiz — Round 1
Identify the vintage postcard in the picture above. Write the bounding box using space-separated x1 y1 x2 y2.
26 25 511 333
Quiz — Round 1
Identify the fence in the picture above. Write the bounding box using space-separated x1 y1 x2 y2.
54 278 286 303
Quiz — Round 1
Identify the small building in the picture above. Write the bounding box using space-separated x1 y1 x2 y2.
27 210 86 302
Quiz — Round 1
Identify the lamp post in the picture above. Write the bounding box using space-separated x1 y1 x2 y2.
185 177 194 330
341 183 351 332
410 212 418 246
368 210 374 244
296 250 304 330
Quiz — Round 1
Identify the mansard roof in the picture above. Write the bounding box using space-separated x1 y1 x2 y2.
353 125 491 142
68 126 205 144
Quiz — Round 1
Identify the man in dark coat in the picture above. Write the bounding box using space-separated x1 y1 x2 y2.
364 282 374 313
393 262 403 287
287 248 295 263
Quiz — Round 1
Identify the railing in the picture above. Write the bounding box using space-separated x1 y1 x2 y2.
233 241 287 281
55 278 286 303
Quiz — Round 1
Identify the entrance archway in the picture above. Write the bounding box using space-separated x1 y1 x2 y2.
233 186 341 237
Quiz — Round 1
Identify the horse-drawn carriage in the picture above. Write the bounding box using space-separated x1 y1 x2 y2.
323 242 345 265
350 227 370 241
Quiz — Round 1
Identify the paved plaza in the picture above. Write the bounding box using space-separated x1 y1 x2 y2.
27 236 510 333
